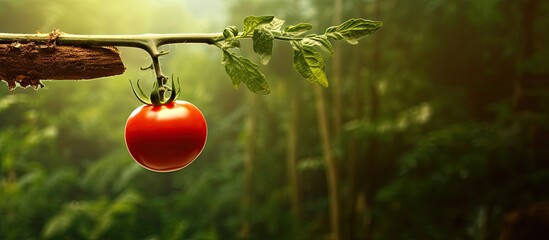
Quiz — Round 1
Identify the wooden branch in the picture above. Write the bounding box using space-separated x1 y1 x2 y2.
0 42 125 90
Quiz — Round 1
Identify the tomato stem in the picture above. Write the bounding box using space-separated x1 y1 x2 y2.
151 56 166 99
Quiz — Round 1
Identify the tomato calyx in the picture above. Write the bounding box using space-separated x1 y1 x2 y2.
129 48 181 106
130 75 180 106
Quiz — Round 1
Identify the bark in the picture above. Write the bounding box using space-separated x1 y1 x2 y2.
0 42 125 90
314 86 340 240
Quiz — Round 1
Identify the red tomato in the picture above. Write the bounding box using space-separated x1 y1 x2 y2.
124 100 207 172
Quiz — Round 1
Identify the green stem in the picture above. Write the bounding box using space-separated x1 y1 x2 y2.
273 35 304 41
235 32 304 42
0 31 223 102
0 31 304 56
0 31 233 104
0 32 222 57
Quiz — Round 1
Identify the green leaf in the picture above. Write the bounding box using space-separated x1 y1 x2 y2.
266 17 285 31
253 28 274 65
283 23 313 36
302 34 333 55
325 18 382 44
292 43 328 87
242 15 274 37
222 51 270 94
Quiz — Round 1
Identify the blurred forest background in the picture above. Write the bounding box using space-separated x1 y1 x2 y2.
1 0 549 239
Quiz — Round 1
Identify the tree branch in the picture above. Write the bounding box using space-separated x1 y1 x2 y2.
0 42 125 90
0 30 222 90
0 31 222 56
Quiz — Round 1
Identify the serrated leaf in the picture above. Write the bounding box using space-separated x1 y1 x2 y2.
283 23 313 36
242 15 274 37
253 28 274 65
222 51 242 87
301 34 333 55
222 51 270 94
325 18 382 44
293 44 328 87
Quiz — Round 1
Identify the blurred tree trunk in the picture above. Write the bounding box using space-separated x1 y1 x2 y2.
314 86 340 240
287 80 301 222
347 2 366 239
357 0 382 239
503 2 546 239
330 0 343 238
347 2 362 237
331 0 343 136
325 0 343 236
347 50 364 240
514 0 540 112
239 94 258 239
285 0 303 228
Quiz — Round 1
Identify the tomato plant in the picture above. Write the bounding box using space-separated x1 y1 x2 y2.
0 15 381 173
124 100 207 172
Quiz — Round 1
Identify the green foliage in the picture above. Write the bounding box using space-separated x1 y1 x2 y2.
325 18 383 44
222 50 270 94
216 15 382 94
283 23 313 36
42 189 142 239
292 42 329 87
242 15 275 37
252 28 275 65
2 0 549 240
